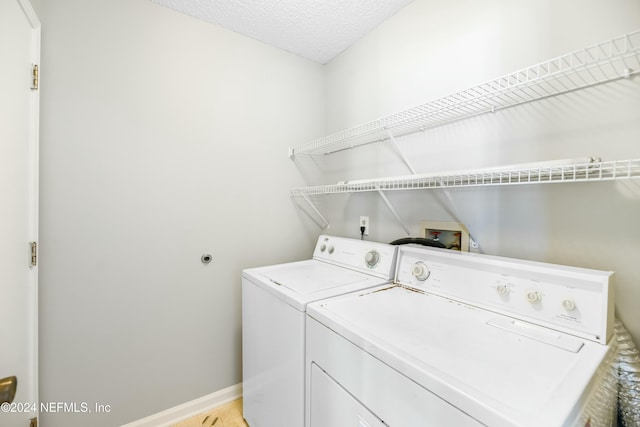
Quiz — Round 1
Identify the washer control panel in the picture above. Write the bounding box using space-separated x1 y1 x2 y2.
365 250 380 268
395 247 613 344
313 235 397 279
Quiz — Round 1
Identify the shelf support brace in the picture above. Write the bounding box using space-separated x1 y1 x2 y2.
384 129 417 175
436 179 461 220
377 190 411 236
434 179 476 248
300 193 330 229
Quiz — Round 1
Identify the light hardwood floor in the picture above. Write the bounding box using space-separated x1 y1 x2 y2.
170 398 248 427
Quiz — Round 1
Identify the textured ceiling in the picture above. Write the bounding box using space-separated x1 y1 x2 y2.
150 0 415 64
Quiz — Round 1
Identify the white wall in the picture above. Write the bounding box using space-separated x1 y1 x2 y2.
320 0 640 344
35 0 640 424
38 0 323 425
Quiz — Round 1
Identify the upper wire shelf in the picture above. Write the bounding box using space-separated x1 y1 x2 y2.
289 30 640 159
291 158 640 196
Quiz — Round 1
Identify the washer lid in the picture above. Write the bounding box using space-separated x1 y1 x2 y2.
259 261 369 294
244 259 392 311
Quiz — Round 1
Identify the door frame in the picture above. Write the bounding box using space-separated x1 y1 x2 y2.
18 0 41 415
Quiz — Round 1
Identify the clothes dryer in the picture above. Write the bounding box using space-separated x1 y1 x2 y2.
306 246 617 427
242 235 397 427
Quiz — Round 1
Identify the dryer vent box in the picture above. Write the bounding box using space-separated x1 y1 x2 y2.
421 221 469 252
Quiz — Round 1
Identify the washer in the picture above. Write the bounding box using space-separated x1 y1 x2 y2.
242 235 397 427
306 245 617 427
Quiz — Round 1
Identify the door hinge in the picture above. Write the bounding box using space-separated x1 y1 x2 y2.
31 64 38 91
30 242 37 267
29 417 38 427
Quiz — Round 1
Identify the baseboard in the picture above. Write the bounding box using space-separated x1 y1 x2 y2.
121 383 243 427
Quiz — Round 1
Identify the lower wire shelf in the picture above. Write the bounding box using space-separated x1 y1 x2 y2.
291 158 640 196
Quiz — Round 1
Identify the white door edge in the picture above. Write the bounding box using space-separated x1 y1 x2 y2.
19 0 41 416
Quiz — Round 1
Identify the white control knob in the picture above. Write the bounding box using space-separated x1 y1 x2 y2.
411 262 430 281
365 250 380 267
328 246 335 254
526 290 542 304
562 299 576 311
320 244 327 252
496 284 510 295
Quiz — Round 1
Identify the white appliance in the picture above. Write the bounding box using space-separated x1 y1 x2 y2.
306 246 618 427
242 235 397 427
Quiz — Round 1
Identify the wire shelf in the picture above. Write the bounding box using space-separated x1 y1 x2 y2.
290 30 640 158
291 159 640 196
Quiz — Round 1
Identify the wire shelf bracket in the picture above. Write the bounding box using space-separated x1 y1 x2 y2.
377 189 411 237
298 193 330 229
386 128 416 175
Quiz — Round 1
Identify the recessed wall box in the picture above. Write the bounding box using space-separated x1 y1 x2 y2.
420 221 470 252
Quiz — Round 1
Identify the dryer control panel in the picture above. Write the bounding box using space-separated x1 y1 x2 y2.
395 247 614 344
313 235 397 280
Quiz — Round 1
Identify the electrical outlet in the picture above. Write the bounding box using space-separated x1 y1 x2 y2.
360 216 369 236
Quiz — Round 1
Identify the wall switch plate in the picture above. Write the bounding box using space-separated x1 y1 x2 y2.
360 216 369 236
